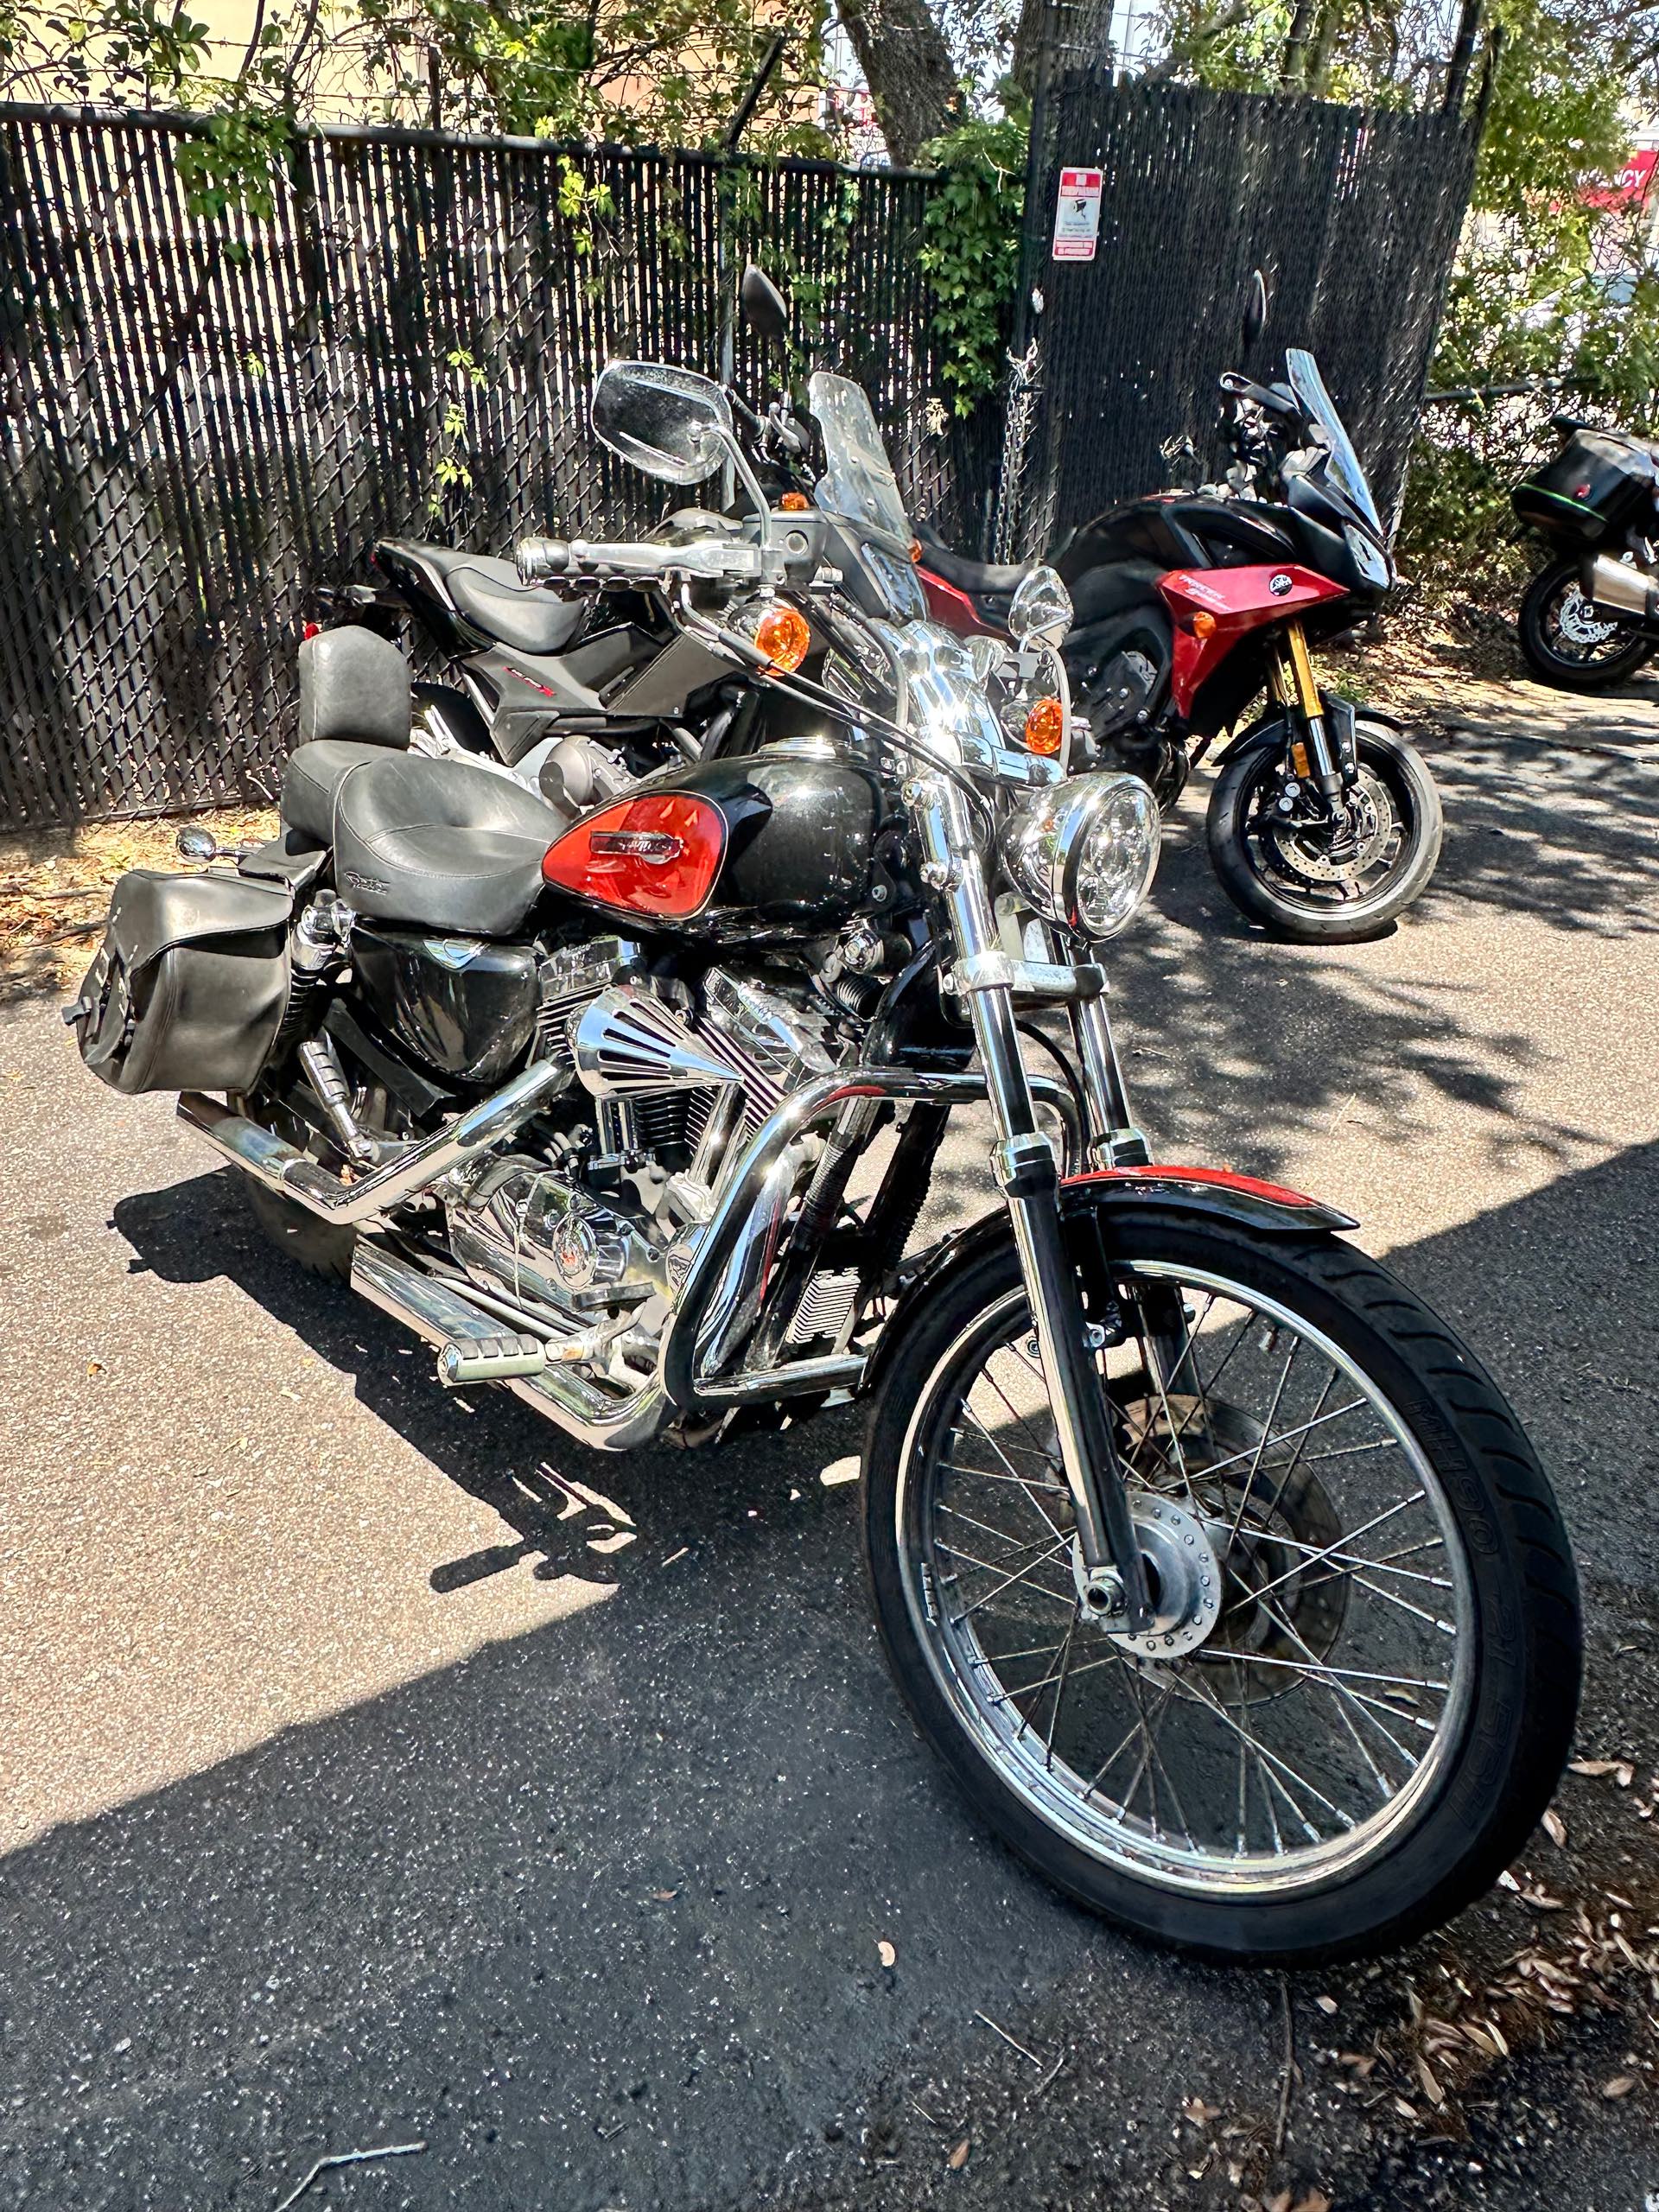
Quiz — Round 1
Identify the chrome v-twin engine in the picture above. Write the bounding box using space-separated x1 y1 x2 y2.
444 968 838 1342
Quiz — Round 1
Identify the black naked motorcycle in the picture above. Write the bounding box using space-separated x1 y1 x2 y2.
1513 415 1659 689
70 353 1580 1962
917 281 1442 944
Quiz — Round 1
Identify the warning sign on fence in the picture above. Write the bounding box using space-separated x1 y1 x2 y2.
1051 168 1103 261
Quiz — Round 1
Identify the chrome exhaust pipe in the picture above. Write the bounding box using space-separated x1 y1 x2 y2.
351 1241 669 1450
1585 553 1657 620
175 1057 569 1226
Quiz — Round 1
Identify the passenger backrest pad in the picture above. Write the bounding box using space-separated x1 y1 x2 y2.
298 626 411 748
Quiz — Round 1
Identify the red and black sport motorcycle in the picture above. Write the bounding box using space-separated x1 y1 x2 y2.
918 343 1442 944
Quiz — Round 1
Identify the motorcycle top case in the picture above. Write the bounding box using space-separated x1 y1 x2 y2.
70 868 292 1095
1514 430 1659 544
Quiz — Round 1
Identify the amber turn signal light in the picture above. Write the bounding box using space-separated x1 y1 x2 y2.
1024 696 1065 756
780 491 810 512
753 603 812 674
1191 609 1217 639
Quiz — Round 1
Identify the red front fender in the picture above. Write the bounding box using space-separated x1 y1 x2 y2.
1063 1162 1357 1231
861 1162 1357 1403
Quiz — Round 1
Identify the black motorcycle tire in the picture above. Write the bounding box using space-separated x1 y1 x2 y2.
861 1211 1581 1964
1517 557 1652 690
232 1085 357 1281
1205 721 1442 944
243 1180 356 1281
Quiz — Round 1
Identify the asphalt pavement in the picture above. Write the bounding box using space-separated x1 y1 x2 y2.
2 690 1657 2211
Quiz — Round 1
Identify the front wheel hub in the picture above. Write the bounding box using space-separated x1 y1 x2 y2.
1075 1495 1223 1657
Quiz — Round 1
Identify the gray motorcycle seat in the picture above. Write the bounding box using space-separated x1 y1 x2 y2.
379 539 586 658
329 751 573 938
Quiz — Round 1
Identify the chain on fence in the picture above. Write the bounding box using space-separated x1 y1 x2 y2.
0 110 995 830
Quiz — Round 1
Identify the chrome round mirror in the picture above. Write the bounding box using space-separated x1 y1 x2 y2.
591 360 733 486
1007 565 1073 647
175 824 218 862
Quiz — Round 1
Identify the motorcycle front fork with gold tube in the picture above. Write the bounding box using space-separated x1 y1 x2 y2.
1266 620 1358 813
911 769 1156 1632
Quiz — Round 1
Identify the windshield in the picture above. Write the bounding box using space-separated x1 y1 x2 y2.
808 371 912 542
1285 349 1382 535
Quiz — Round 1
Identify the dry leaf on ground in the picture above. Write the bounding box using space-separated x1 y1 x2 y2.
947 2138 969 2171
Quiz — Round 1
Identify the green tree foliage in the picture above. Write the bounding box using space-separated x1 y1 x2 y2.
918 109 1027 415
3 0 831 217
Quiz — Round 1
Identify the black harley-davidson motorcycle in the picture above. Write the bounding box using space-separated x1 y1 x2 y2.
69 353 1579 1961
917 296 1441 944
1512 415 1659 689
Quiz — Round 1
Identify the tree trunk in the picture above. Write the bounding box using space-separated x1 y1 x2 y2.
836 0 960 167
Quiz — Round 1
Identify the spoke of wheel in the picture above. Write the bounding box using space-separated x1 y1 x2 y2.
1101 1677 1180 1824
970 1378 1067 1543
1126 1294 1238 1473
1180 1672 1343 1840
968 1637 1080 1669
1300 1561 1457 1632
1086 1677 1174 1798
1041 1617 1083 1771
936 1537 1076 1611
939 1459 1067 1497
1126 1658 1196 1848
1207 1647 1447 1693
1223 1338 1304 1549
939 1500 1058 1556
1232 1491 1427 1615
1300 1437 1399 1465
1224 1525 1452 1590
1012 1619 1075 1750
986 1641 1146 1707
1186 1395 1370 1487
952 1536 1076 1620
957 1402 1052 1472
1126 1289 1200 1506
1240 1582 1419 1789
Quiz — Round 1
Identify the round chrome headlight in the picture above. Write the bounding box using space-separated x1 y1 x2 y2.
1001 771 1160 940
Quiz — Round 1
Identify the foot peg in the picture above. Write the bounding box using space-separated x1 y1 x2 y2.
438 1332 548 1386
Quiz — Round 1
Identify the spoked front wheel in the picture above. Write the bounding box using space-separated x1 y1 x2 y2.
861 1211 1580 1962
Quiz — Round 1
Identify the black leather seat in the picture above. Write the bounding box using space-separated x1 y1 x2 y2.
917 538 1032 598
330 751 572 938
283 740 394 847
378 539 587 658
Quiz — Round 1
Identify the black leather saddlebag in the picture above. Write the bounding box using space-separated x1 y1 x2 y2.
69 868 292 1095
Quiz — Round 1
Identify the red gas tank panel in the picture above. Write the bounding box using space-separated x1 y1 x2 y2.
541 791 727 921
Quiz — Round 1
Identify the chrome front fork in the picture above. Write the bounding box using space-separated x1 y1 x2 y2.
914 776 1153 1630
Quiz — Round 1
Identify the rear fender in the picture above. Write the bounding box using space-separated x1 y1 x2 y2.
861 1166 1355 1404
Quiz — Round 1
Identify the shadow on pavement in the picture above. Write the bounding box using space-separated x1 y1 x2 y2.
4 1136 1655 2209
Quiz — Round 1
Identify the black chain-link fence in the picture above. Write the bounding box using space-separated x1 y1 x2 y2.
1001 67 1479 558
0 107 997 829
1 77 1478 830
